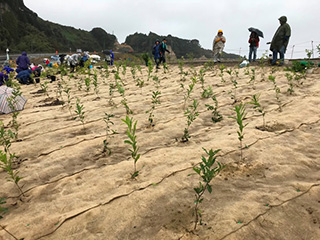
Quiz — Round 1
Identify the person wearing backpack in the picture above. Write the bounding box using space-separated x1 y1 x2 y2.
159 39 170 65
152 40 161 69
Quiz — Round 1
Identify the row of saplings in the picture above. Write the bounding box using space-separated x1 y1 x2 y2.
0 59 307 238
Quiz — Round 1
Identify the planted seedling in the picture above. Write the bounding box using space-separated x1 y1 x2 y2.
184 77 197 109
0 150 24 196
0 123 15 154
198 68 205 88
93 70 99 96
268 75 282 111
152 75 160 88
205 96 223 123
121 98 133 115
109 82 116 105
201 86 213 99
244 66 250 75
248 94 265 127
182 99 199 142
135 78 144 89
130 63 136 79
40 81 49 97
137 65 142 75
248 68 256 86
84 77 91 92
74 98 85 129
228 74 238 103
285 73 294 95
64 87 73 116
0 197 7 219
192 148 223 230
122 62 127 76
104 63 110 80
219 64 225 83
178 57 185 74
56 82 63 100
103 113 115 155
146 91 161 126
229 103 248 161
122 116 141 178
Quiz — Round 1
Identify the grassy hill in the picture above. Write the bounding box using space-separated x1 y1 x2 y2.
0 0 117 53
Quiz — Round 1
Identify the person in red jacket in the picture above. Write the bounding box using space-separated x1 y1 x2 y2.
248 32 259 62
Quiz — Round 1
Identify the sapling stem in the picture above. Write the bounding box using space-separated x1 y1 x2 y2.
103 113 115 155
146 91 161 126
229 103 248 161
205 96 223 123
122 116 141 178
74 98 85 129
192 148 223 230
268 75 282 111
182 99 199 142
0 151 24 197
248 94 265 127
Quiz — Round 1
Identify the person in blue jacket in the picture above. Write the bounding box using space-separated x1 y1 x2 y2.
16 51 31 73
16 69 33 85
0 71 8 86
0 67 14 86
110 50 114 66
152 40 161 69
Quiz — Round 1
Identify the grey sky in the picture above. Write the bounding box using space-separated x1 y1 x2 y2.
24 0 320 59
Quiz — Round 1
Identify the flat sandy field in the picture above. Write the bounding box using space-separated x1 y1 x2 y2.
0 63 319 240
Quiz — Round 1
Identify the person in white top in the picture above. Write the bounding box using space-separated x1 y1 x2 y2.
212 29 226 63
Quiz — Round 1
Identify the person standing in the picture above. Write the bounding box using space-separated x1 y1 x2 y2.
16 51 31 73
110 50 114 66
270 16 291 65
212 30 226 63
159 39 170 65
248 32 260 62
152 40 161 69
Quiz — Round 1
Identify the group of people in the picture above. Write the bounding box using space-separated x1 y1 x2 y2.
152 39 170 69
14 51 44 84
211 16 291 65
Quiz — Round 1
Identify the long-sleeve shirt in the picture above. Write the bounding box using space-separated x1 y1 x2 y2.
213 35 226 51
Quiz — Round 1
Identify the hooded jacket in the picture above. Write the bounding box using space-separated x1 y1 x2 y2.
270 16 291 52
16 51 31 70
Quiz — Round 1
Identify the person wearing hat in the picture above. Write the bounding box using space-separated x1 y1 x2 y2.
270 16 291 65
212 30 226 63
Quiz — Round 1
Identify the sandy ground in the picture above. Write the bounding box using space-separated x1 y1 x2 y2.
0 63 319 240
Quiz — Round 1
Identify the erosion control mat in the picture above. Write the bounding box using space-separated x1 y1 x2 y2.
0 64 319 240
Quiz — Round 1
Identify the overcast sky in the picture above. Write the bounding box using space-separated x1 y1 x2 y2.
24 0 320 59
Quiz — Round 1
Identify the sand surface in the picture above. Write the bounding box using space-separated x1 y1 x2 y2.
0 63 319 240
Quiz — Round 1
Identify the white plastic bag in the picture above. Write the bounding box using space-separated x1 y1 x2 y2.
239 60 249 68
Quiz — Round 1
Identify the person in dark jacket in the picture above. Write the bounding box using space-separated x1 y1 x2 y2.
16 51 31 73
270 16 291 65
159 39 170 64
16 69 33 85
110 50 114 66
153 40 161 69
248 32 260 62
0 71 8 86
